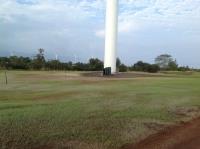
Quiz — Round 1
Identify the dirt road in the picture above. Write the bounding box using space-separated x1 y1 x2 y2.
121 117 200 149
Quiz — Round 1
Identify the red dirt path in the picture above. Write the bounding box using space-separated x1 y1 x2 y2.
121 117 200 149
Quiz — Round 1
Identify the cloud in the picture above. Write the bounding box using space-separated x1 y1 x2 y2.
0 0 200 67
95 20 139 38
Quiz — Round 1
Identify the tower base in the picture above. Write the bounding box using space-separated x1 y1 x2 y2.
103 67 112 76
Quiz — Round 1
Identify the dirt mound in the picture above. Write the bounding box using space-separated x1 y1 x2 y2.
121 117 200 149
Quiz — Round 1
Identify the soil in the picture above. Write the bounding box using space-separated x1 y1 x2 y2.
121 117 200 149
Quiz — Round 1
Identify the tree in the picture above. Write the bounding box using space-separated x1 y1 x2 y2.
168 59 178 71
116 58 128 72
178 66 190 71
131 61 149 72
155 54 178 70
9 56 31 70
130 61 160 73
116 58 121 68
45 60 60 70
0 57 10 69
73 62 89 71
119 64 128 72
0 56 31 70
88 58 103 71
32 49 45 70
147 64 160 73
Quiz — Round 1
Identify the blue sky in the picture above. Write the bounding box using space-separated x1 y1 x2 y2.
0 0 200 67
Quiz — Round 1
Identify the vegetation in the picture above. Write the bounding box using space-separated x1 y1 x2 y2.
0 71 200 149
116 58 128 72
32 48 46 70
130 61 160 73
0 49 103 71
155 54 178 70
0 49 198 73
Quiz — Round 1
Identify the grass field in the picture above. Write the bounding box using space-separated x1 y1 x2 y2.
0 71 200 149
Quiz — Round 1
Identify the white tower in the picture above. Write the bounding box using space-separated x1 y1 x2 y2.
104 0 118 74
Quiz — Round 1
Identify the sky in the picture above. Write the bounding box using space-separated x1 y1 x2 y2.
0 0 200 67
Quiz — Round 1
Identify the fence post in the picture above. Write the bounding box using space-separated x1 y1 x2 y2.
5 71 8 85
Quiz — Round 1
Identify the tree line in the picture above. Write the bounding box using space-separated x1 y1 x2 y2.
0 49 197 73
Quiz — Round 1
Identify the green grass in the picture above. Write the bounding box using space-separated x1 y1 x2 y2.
0 71 200 149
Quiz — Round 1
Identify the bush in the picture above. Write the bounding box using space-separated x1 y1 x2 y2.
178 66 190 72
147 64 160 73
119 64 128 72
130 61 160 73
